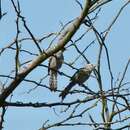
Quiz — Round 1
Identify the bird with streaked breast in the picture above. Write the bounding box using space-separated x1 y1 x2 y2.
59 63 96 100
48 50 64 91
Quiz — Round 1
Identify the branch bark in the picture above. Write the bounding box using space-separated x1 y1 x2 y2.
0 0 91 107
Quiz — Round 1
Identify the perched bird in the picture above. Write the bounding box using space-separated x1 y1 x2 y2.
48 50 64 91
59 64 96 100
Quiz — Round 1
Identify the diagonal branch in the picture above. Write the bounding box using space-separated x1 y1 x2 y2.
0 0 92 107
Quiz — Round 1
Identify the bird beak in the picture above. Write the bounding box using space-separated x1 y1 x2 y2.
92 64 97 70
93 64 97 68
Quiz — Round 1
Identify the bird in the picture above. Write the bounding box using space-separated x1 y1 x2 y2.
59 63 96 100
48 49 64 91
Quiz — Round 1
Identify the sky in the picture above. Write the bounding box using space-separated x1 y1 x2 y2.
0 0 130 130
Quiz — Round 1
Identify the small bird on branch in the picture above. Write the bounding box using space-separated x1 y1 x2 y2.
59 63 96 100
48 49 64 91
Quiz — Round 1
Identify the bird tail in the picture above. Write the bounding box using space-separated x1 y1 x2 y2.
59 82 75 100
49 70 57 91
